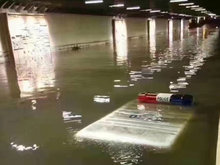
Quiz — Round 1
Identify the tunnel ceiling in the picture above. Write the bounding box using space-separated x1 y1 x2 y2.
0 0 219 18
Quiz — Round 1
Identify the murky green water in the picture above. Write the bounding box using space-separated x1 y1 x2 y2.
0 27 220 165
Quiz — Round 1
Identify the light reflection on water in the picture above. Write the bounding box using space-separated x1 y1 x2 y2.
168 19 174 49
169 28 218 93
149 18 156 58
106 144 143 165
114 18 128 66
10 142 39 152
94 95 110 103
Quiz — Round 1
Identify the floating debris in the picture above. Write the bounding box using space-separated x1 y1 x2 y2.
94 95 110 103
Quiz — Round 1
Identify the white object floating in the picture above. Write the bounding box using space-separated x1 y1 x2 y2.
75 100 193 148
62 111 82 123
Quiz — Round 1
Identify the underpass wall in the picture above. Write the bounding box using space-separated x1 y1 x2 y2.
46 13 113 51
126 18 147 38
0 12 190 62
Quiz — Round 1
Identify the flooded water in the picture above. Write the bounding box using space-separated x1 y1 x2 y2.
0 26 220 165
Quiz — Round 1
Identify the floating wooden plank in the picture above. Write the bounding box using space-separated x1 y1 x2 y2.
76 100 193 148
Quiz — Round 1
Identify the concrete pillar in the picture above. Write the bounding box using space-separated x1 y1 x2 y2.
0 13 15 63
0 13 20 97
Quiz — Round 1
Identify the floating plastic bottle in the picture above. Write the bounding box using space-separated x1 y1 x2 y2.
138 93 193 106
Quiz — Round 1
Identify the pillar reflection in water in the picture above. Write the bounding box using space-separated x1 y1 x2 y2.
202 25 208 39
197 27 200 37
8 14 55 98
169 29 219 92
179 19 184 53
114 18 128 66
180 19 184 41
168 19 174 49
148 18 156 57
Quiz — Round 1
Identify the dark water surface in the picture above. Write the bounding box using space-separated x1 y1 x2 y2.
0 27 220 165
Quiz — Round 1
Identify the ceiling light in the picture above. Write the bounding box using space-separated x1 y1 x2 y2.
85 0 103 4
179 2 194 6
150 10 161 13
109 4 124 8
170 0 188 3
126 6 140 10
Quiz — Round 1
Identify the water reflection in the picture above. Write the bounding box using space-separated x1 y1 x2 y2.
31 99 37 110
7 14 55 98
114 18 128 66
180 19 184 41
106 144 143 165
203 25 208 39
128 39 176 83
148 18 156 57
113 77 134 88
197 27 200 38
168 19 174 48
169 28 218 93
94 95 110 103
122 19 190 85
76 100 193 148
10 142 39 151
